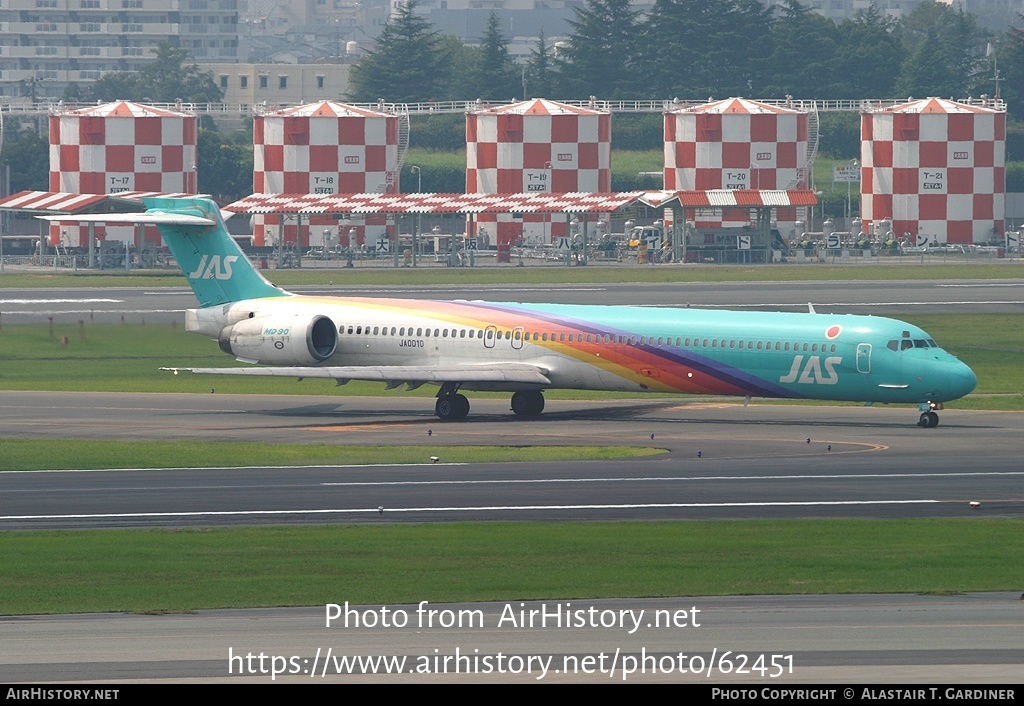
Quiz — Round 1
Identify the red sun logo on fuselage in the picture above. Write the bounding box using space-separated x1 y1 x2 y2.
825 325 842 340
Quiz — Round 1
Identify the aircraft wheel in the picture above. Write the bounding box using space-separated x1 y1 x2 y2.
918 411 939 428
511 390 545 417
435 396 454 420
452 393 470 420
436 394 470 421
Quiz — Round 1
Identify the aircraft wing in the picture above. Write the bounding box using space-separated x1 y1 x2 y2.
162 363 552 387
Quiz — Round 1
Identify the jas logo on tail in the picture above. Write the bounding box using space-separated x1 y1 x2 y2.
779 355 842 385
187 255 239 280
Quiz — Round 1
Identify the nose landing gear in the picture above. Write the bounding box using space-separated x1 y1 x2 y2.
917 401 943 428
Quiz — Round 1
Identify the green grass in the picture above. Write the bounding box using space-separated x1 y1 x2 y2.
1 314 1021 408
0 439 663 471
2 262 1024 289
1 520 1019 615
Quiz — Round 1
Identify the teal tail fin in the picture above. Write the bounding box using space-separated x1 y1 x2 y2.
144 196 290 308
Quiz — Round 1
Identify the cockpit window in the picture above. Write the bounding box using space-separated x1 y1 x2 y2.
890 338 938 351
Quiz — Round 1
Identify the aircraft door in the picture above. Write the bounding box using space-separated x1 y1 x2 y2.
483 325 496 349
856 343 872 374
511 326 524 350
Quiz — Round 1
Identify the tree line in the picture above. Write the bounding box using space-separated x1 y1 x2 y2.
350 0 1021 114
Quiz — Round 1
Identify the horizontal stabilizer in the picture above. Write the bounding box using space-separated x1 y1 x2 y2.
37 212 216 226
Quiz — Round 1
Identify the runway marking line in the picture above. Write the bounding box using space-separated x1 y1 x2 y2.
0 499 943 522
315 470 1019 488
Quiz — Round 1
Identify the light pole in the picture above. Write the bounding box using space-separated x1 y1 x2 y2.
543 161 552 248
846 158 858 223
410 165 421 267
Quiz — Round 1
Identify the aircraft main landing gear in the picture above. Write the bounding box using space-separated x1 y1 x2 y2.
435 393 470 420
435 383 470 420
510 390 545 417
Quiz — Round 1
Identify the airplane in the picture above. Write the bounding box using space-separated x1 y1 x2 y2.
42 196 977 428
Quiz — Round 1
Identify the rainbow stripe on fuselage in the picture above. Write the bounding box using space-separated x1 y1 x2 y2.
227 294 975 405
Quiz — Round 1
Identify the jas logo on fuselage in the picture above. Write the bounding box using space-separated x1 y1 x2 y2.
779 355 842 385
187 255 239 281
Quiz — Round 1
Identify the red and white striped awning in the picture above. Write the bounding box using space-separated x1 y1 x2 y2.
639 190 818 209
227 190 817 215
0 191 110 213
226 192 647 215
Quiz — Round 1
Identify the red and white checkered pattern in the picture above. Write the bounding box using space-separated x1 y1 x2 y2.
253 101 400 246
665 98 809 230
466 99 611 246
48 102 197 246
861 98 1006 244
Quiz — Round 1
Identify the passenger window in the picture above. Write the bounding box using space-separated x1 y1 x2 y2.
417 328 423 336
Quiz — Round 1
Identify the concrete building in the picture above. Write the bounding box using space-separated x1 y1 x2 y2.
0 0 240 100
207 62 350 104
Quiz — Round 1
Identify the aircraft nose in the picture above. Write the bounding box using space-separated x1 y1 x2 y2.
948 361 977 400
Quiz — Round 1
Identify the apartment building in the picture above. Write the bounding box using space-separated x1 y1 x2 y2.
0 0 240 99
